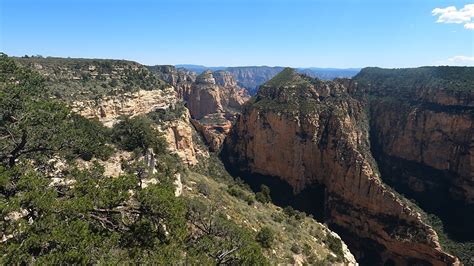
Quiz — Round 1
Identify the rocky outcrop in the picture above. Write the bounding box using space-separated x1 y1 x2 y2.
185 70 249 150
224 68 459 265
224 66 360 96
162 109 201 166
369 99 473 203
72 88 201 166
191 117 232 151
147 65 196 101
149 67 249 151
72 87 177 127
15 57 168 101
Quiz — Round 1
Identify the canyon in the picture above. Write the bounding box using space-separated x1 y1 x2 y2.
223 68 473 265
9 56 473 265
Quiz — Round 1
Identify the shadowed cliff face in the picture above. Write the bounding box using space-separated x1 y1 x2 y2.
224 68 460 265
352 68 474 244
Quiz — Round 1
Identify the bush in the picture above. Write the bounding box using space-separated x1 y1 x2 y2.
271 212 285 223
255 184 271 203
325 234 343 258
197 182 211 196
228 185 254 205
283 206 297 217
68 115 113 161
111 116 166 154
148 102 187 123
291 243 301 254
303 243 312 256
256 226 274 248
283 206 306 220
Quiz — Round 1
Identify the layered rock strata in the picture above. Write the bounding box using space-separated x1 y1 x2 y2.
224 68 459 265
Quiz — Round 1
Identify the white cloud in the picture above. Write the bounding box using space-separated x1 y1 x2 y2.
438 56 474 66
464 22 474 29
432 4 474 30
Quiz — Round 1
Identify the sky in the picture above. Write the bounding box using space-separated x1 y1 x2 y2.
0 0 473 68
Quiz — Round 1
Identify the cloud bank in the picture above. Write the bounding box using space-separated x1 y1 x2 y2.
438 55 474 66
432 4 474 30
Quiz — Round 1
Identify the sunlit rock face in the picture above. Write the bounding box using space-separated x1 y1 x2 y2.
224 68 460 265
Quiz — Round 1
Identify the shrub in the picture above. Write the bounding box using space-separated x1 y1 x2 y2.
111 116 166 154
271 212 285 223
255 184 271 203
283 206 297 217
291 243 302 254
197 182 211 196
256 226 274 248
227 185 254 205
325 234 343 258
283 206 306 220
303 243 312 256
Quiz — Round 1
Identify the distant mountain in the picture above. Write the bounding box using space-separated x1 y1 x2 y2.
175 65 361 95
297 67 361 80
175 64 225 74
225 66 285 95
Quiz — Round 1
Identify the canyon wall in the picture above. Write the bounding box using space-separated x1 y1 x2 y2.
224 68 459 265
353 67 474 243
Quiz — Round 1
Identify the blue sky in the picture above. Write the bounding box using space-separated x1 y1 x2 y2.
1 0 473 67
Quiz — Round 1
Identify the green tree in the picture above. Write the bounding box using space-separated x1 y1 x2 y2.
111 116 166 154
0 164 187 264
0 54 111 167
186 199 268 265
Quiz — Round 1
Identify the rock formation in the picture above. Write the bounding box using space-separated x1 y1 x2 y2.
224 66 359 95
225 66 285 95
15 57 168 101
183 70 249 150
147 65 196 101
352 67 474 245
224 68 460 265
72 87 177 127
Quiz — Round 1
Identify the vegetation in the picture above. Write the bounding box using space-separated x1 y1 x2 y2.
111 116 165 154
256 226 275 248
185 199 267 264
324 233 344 258
255 184 271 203
354 66 474 94
0 54 350 264
185 156 343 264
426 214 474 264
283 206 306 220
263 67 312 88
0 53 112 167
13 57 168 101
147 101 187 124
227 185 254 205
0 55 271 264
0 55 189 264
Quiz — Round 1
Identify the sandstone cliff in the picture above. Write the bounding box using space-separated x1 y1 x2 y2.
224 68 459 265
184 70 249 150
147 65 196 101
352 68 474 248
15 58 203 166
72 88 201 166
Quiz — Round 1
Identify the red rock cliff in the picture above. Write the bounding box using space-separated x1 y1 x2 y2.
225 68 459 265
